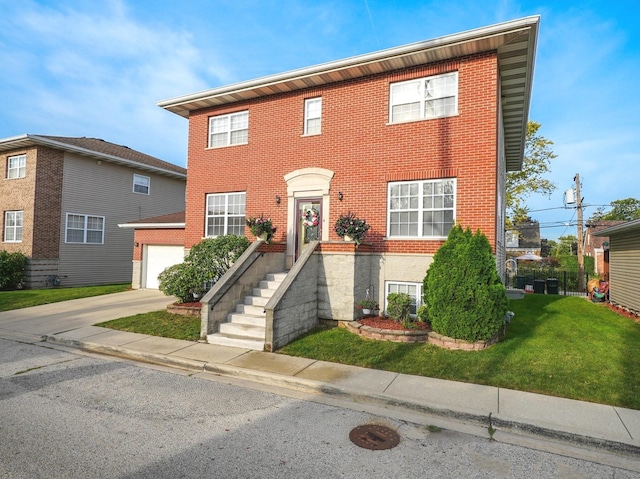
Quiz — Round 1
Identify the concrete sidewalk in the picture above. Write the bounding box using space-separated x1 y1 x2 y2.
2 290 639 458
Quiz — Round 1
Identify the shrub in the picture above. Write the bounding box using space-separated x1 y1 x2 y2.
423 225 507 342
386 292 412 327
158 235 250 303
0 251 28 290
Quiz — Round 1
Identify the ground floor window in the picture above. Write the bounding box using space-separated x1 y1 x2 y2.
4 210 23 242
65 213 105 244
385 281 422 315
205 192 246 236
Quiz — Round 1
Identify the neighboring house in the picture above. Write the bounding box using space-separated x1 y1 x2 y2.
584 220 624 276
506 221 541 258
593 219 640 314
0 134 186 288
153 17 539 350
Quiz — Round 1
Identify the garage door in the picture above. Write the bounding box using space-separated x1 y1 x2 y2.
144 245 185 289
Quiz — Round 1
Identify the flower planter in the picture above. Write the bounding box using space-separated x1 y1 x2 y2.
343 234 353 242
258 232 269 241
362 308 371 315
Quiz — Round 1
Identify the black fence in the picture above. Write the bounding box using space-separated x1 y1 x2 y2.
505 268 593 296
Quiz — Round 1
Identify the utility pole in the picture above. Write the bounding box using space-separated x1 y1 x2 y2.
574 173 584 291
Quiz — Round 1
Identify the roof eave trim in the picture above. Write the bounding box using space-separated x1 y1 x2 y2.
158 15 540 115
118 222 186 229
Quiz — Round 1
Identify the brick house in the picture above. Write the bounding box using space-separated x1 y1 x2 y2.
154 17 539 350
584 220 625 277
0 134 186 288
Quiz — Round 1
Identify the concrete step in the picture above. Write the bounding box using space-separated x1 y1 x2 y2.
226 312 266 327
218 321 265 339
206 333 265 350
235 303 265 316
207 270 287 352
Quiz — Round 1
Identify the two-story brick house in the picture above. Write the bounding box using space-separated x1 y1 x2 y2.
155 17 539 350
0 134 186 288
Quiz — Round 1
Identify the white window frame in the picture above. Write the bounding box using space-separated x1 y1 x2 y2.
387 178 456 239
208 111 249 148
304 97 322 135
7 154 26 179
385 281 422 317
65 213 105 244
389 72 458 123
4 210 23 243
133 174 150 195
205 192 246 237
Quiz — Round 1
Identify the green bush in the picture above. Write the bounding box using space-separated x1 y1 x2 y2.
423 225 507 342
386 292 412 327
158 235 250 303
0 251 28 290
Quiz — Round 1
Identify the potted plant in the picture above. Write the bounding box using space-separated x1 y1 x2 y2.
246 215 277 243
334 212 370 245
357 298 378 315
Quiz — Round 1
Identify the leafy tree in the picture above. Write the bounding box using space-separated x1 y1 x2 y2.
506 121 557 225
552 235 577 256
540 238 553 258
158 235 250 303
590 197 640 222
423 225 507 342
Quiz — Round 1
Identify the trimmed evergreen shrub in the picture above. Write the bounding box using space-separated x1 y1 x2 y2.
387 292 411 322
423 225 507 342
158 235 250 303
0 251 28 290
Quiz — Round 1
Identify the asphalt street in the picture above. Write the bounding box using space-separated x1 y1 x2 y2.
2 338 639 479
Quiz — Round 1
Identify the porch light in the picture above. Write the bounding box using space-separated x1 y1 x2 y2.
338 191 343 201
275 195 281 204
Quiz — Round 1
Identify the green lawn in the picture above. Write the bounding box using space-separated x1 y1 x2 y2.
0 284 131 311
57 289 640 410
279 295 640 410
96 311 200 341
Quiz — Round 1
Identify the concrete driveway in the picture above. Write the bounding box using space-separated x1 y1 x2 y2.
0 289 175 342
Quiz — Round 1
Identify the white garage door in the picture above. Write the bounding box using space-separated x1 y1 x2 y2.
144 245 185 289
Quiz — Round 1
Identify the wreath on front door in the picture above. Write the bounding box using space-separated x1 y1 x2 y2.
302 208 319 227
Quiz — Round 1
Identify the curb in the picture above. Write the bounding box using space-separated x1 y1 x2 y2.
44 335 640 457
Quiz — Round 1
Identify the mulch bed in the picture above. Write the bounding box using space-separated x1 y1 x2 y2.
359 316 430 331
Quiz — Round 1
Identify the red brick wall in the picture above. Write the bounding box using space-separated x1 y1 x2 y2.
185 52 499 253
133 228 185 260
0 147 38 256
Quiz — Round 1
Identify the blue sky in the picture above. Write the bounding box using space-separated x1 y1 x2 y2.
1 0 638 240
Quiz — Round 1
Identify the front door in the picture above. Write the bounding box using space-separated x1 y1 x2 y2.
295 198 322 261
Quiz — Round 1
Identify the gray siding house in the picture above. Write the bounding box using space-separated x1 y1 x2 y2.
0 134 186 287
593 219 640 314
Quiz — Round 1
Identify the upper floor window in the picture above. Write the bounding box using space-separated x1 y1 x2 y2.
388 178 456 238
133 174 150 195
304 98 322 135
389 72 458 123
4 211 23 242
205 192 246 237
208 111 249 148
7 154 26 179
65 213 105 244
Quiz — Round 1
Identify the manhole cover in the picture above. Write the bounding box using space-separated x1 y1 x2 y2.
349 424 400 450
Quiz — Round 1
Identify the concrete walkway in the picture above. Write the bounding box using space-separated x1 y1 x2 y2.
1 289 639 457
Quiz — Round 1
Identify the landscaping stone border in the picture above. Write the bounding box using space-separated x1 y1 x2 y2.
344 321 499 350
167 303 201 317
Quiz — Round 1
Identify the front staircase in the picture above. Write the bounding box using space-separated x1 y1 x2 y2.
207 272 287 350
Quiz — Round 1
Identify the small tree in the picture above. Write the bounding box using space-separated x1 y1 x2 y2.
158 235 250 303
0 251 28 290
423 225 507 342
